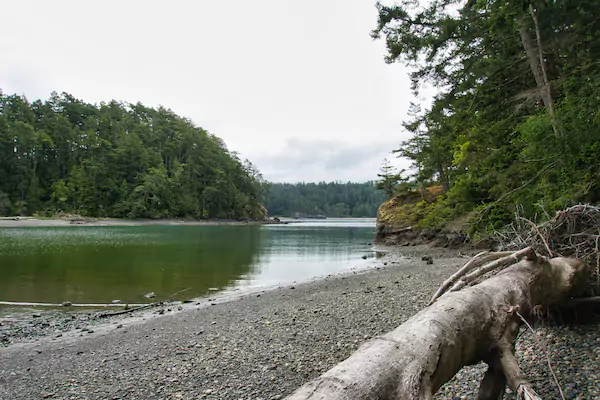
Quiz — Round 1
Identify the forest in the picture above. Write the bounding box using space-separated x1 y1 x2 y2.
0 91 266 219
263 182 385 218
373 0 600 234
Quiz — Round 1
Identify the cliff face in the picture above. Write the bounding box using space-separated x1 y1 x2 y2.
376 186 472 247
376 186 444 238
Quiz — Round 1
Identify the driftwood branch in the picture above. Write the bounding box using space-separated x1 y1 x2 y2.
429 251 513 305
448 247 536 293
98 301 164 318
286 254 590 399
98 287 190 318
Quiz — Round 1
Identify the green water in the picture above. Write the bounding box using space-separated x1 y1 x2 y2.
0 219 377 305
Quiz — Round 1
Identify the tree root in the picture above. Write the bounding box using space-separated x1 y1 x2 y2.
285 255 589 400
430 247 535 304
477 350 507 400
429 251 512 305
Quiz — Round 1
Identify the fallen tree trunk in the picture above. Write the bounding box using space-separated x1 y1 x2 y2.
286 252 590 400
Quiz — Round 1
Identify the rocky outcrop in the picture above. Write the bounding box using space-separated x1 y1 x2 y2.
376 186 443 238
376 186 475 248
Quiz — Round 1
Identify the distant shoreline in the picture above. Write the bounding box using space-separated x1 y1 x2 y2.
0 217 285 228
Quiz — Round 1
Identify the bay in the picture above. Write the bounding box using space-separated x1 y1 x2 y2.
0 219 378 306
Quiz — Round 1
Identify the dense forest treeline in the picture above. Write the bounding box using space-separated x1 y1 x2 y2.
264 182 385 218
374 0 600 233
0 91 266 219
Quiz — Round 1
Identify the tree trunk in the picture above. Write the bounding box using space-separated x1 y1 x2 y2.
518 4 560 137
285 254 590 400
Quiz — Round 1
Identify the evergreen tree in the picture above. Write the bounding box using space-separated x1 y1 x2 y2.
263 181 386 218
373 0 600 231
376 158 399 198
0 91 267 219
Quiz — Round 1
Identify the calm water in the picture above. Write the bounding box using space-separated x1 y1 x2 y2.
0 219 378 305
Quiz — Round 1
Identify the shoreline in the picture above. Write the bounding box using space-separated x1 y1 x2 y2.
0 245 396 347
0 217 285 228
1 245 598 399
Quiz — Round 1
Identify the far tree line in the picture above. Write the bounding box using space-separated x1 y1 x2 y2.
263 182 386 218
0 91 388 221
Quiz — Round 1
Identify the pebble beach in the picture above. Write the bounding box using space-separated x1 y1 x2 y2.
1 245 598 399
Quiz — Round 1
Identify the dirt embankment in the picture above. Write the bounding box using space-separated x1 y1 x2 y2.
375 186 482 249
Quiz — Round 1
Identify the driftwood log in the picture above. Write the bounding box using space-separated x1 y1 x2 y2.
285 249 590 400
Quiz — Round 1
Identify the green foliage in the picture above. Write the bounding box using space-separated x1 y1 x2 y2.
374 0 600 232
264 182 386 218
375 158 400 198
0 91 267 219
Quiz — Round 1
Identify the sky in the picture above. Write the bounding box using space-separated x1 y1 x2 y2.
0 0 429 183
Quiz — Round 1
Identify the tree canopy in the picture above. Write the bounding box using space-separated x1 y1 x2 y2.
264 181 385 218
0 91 266 219
373 0 600 232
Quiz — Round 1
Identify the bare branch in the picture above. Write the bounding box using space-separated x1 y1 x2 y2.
449 247 536 293
429 251 513 305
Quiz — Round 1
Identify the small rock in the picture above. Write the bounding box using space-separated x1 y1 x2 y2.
144 292 156 299
361 255 368 259
112 300 122 304
62 301 72 307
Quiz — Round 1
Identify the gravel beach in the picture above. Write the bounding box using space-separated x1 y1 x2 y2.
1 245 598 400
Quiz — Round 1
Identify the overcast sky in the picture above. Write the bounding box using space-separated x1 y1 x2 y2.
0 0 427 183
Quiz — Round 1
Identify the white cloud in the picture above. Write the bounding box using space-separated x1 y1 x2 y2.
0 0 425 182
250 138 411 183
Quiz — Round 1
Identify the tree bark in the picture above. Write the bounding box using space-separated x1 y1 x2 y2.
285 255 589 400
518 4 560 137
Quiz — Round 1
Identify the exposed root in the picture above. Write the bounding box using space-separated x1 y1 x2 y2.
515 310 566 400
518 385 543 400
429 251 513 305
446 248 535 297
501 204 600 296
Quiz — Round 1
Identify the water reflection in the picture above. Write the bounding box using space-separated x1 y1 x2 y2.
0 226 263 304
0 220 377 305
